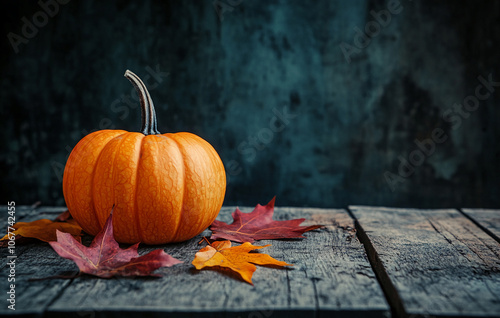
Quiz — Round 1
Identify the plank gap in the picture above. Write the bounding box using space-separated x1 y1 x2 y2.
347 208 407 318
459 209 500 245
42 275 78 316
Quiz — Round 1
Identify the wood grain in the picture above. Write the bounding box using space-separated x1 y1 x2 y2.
461 209 500 243
0 206 387 318
350 206 500 318
0 206 76 317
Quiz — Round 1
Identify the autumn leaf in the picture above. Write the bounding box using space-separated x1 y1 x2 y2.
54 210 80 226
192 239 291 284
210 197 323 243
0 235 36 247
54 210 72 222
1 218 82 243
49 212 182 278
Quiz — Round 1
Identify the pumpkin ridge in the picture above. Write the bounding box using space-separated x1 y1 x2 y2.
179 132 225 236
90 132 128 234
133 134 146 244
64 130 127 236
167 134 188 242
96 133 129 231
65 130 102 228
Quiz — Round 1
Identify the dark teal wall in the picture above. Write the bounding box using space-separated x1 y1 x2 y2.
1 0 499 208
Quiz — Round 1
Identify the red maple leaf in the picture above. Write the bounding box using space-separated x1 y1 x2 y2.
49 212 182 278
209 197 322 243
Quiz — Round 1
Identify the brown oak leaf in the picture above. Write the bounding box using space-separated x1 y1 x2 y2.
1 218 83 243
49 213 182 278
192 240 291 284
210 197 323 243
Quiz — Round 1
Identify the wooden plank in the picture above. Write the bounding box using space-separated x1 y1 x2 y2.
0 206 69 270
461 209 500 243
46 206 389 317
350 206 500 318
0 204 36 223
0 207 76 317
0 205 35 269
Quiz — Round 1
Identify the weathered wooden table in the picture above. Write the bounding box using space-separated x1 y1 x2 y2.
1 205 499 318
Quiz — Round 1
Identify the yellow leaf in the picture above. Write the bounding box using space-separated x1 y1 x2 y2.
192 240 292 284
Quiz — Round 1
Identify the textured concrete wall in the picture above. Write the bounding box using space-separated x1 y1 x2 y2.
1 0 499 208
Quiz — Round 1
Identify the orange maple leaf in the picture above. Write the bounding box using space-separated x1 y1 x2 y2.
1 219 82 243
192 240 292 284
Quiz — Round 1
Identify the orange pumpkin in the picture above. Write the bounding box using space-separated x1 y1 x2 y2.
63 70 226 244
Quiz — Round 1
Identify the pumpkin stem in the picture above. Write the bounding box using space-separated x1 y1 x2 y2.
124 70 160 135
